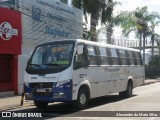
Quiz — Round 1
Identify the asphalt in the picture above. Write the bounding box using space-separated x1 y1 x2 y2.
0 79 160 111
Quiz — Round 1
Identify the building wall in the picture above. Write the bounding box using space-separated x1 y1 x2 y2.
0 7 21 95
0 0 83 95
17 0 83 94
18 43 36 94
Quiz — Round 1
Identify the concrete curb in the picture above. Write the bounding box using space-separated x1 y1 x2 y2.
144 79 160 85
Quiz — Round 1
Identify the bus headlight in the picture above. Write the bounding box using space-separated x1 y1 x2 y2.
57 80 70 87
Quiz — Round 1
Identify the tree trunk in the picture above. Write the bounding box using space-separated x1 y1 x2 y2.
90 12 98 42
139 32 142 52
106 24 113 44
151 34 154 59
143 32 145 65
90 1 100 42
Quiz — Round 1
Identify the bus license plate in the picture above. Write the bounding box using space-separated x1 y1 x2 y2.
37 89 45 92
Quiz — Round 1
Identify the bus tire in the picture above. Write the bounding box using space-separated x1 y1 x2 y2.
119 81 133 98
34 100 48 109
74 87 89 110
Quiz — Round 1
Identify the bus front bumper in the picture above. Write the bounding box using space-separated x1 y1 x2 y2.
24 80 72 102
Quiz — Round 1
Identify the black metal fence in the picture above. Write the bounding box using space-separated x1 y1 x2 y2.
145 65 160 78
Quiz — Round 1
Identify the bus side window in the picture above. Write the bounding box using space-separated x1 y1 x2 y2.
87 45 98 65
119 49 128 65
125 51 130 65
128 51 136 65
110 48 119 65
99 47 109 65
134 52 142 65
74 44 87 69
106 48 112 65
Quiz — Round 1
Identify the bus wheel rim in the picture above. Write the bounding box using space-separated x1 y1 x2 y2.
80 93 86 105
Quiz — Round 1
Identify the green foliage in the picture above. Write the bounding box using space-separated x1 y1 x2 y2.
71 0 114 41
72 0 105 15
101 0 121 24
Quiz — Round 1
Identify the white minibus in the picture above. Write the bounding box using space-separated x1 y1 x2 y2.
24 39 144 109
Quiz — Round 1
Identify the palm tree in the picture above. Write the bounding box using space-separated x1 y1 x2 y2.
149 15 160 58
100 0 121 44
72 0 107 41
61 0 113 42
136 11 160 58
115 7 149 49
114 6 160 64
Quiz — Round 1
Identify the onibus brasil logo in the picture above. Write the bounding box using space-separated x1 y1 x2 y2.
0 22 18 40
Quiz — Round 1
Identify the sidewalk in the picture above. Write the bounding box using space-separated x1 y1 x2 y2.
0 79 160 111
144 78 160 85
0 96 33 111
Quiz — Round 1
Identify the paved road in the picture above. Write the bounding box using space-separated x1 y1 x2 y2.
1 82 160 120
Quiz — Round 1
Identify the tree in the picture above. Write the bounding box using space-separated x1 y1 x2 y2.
149 15 160 58
115 7 149 49
115 6 160 64
72 0 107 41
61 0 113 42
135 11 160 59
100 0 121 44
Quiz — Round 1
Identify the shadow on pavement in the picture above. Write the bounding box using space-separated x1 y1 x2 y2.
10 94 137 119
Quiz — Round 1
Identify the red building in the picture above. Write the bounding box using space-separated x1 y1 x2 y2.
0 8 21 95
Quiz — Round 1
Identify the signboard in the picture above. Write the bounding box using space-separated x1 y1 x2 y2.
21 0 83 43
0 7 21 54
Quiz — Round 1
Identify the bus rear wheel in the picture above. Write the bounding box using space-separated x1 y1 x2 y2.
34 101 48 109
119 81 133 98
73 87 89 110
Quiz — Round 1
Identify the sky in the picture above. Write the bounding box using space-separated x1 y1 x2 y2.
116 0 160 13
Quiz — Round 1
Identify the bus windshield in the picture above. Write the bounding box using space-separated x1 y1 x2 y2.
26 43 74 74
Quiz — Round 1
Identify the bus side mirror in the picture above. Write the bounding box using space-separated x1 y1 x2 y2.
75 55 79 62
75 55 84 63
27 58 31 65
77 45 84 55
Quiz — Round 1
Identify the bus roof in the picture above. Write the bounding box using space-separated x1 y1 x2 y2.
76 39 140 52
39 39 140 52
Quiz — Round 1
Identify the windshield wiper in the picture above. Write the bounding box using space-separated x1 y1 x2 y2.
44 63 63 68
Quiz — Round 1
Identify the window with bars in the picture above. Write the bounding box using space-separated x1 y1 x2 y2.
98 47 110 65
134 52 142 65
128 51 136 65
119 49 128 65
87 45 98 65
110 48 119 65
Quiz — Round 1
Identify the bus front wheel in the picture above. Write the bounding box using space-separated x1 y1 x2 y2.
34 100 48 109
74 87 89 110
